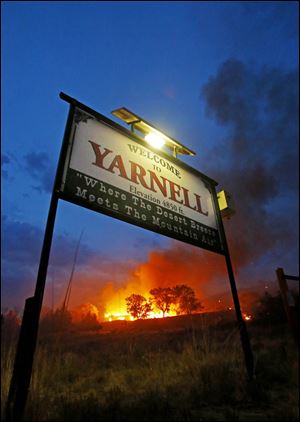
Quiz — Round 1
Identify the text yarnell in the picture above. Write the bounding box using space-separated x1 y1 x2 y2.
88 140 209 217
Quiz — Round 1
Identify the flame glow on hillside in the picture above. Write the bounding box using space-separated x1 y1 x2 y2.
96 246 227 321
71 302 100 322
102 286 178 321
63 244 263 323
104 309 177 322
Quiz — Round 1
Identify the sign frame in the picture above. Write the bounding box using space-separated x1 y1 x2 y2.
58 98 225 255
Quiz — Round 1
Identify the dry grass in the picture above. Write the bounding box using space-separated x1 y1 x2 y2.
1 314 299 421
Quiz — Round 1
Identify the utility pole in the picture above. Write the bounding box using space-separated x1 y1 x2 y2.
61 230 84 312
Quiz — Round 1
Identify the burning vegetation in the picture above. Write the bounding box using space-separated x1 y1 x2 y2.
123 284 202 321
105 284 202 321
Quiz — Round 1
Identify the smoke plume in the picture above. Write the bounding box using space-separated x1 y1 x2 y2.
47 59 299 318
202 59 299 270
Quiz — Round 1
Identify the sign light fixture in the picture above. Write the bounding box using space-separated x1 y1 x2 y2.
217 190 235 219
144 132 165 149
111 107 196 158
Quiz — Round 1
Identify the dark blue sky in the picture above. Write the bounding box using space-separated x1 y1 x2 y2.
2 1 299 313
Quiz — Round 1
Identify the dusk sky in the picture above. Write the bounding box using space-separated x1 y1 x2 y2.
1 1 299 316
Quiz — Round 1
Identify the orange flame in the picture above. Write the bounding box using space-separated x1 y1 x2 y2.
96 246 227 320
71 302 100 322
62 243 263 322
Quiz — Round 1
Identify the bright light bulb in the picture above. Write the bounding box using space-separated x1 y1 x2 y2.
145 132 165 149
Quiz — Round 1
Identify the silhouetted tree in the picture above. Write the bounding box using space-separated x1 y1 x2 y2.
149 287 174 317
74 312 102 331
126 294 152 319
172 284 203 315
39 308 73 333
254 291 286 323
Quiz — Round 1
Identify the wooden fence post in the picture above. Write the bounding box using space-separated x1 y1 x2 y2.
276 267 299 344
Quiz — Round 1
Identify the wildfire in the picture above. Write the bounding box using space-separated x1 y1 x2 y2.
148 310 177 319
243 313 252 321
104 307 177 321
100 280 180 321
71 302 100 322
104 312 133 322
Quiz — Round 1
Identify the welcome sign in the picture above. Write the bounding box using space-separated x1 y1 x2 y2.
60 106 223 254
5 98 249 422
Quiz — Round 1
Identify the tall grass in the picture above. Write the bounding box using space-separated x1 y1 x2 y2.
1 321 19 421
1 318 299 421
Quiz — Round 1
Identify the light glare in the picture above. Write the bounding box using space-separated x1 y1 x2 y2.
145 132 165 149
